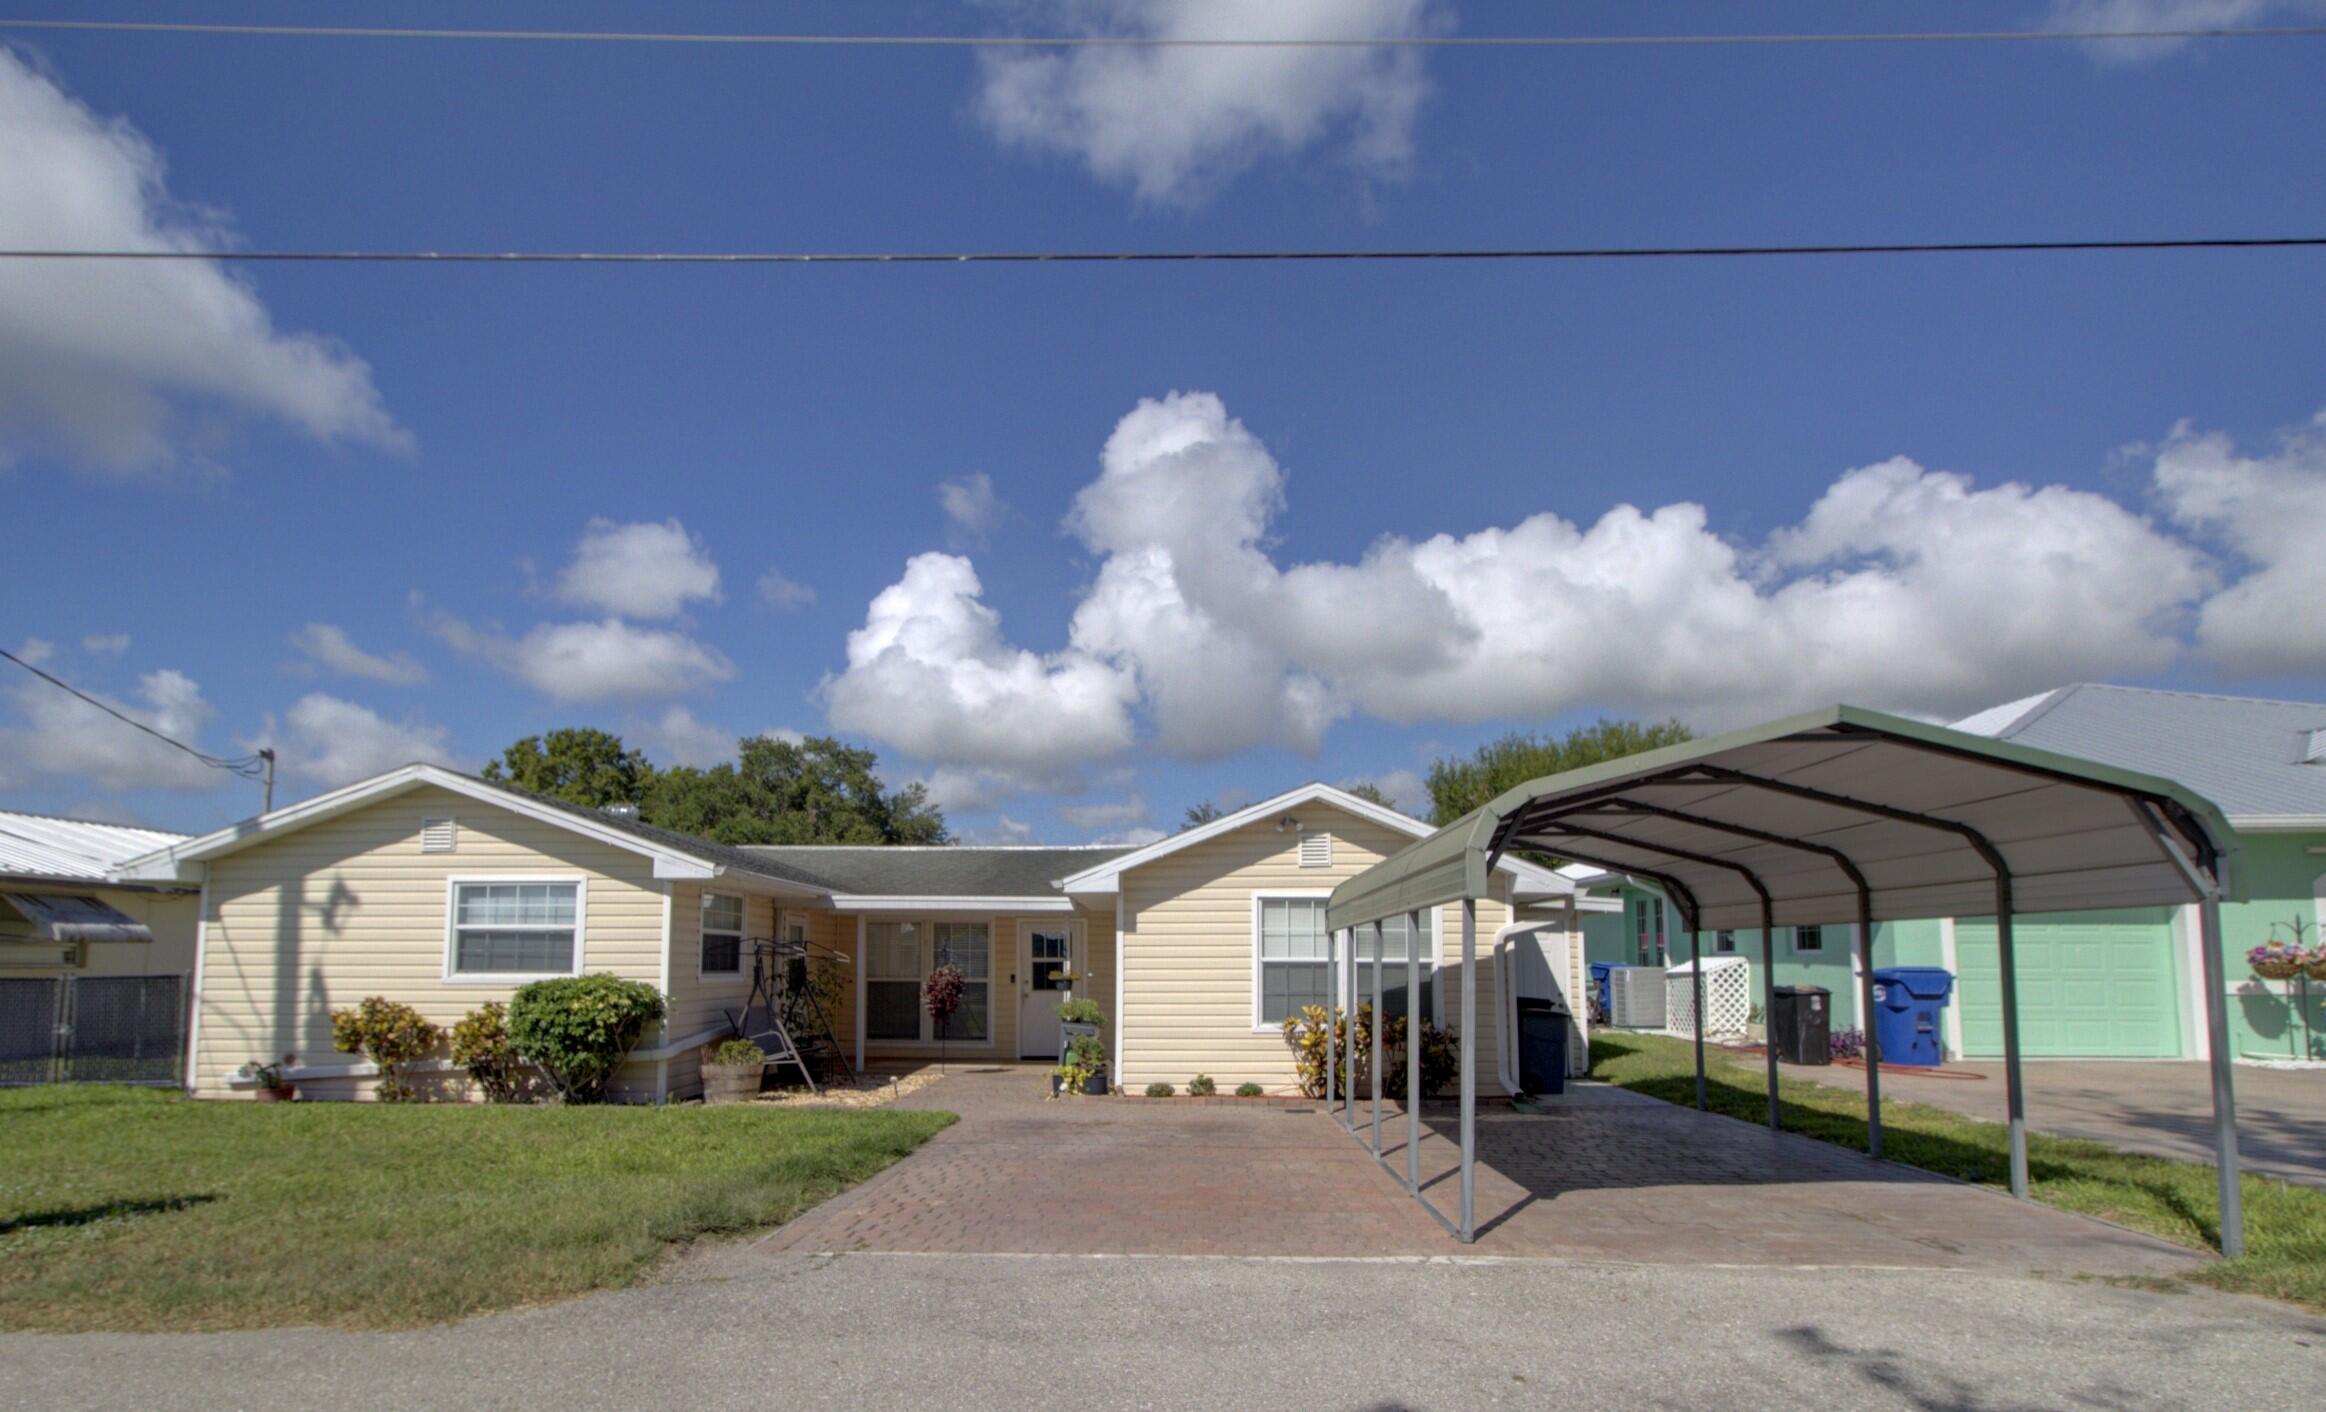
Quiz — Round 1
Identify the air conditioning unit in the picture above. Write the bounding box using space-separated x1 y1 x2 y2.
1608 965 1666 1029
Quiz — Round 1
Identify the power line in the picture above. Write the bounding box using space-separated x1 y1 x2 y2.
2 18 2323 49
0 646 269 781
2 236 2323 266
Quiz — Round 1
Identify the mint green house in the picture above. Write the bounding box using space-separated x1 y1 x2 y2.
1586 684 2326 1063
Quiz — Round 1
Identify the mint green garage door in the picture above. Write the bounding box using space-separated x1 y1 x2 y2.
1955 910 2181 1058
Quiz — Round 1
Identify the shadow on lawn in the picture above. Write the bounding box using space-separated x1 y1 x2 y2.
1 1194 218 1237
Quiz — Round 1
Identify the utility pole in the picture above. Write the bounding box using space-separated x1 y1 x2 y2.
259 748 276 813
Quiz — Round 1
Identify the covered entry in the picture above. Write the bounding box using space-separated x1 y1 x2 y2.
1323 705 2251 1255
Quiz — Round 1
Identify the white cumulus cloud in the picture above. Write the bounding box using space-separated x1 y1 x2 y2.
939 472 1005 546
289 622 428 686
0 48 406 471
2048 0 2326 63
639 704 739 769
81 633 129 655
757 569 817 611
2149 411 2326 676
258 694 455 787
974 0 1441 206
554 517 722 619
1058 795 1150 829
3 665 228 792
436 615 735 702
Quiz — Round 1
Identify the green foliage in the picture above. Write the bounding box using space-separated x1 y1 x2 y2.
642 735 948 845
1051 1033 1108 1098
1341 781 1398 809
1054 998 1105 1026
481 728 653 809
1145 1082 1176 1097
1187 1073 1216 1096
1379 1015 1460 1101
709 1038 766 1067
505 974 666 1104
1281 1004 1366 1099
1180 800 1225 829
328 997 442 1103
1424 718 1694 824
448 1003 533 1104
1235 1082 1265 1098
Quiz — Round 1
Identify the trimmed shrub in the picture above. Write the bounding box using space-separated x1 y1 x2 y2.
1187 1073 1216 1096
329 996 442 1103
1055 998 1105 1026
710 1038 766 1066
449 1002 531 1103
1235 1082 1265 1098
1145 1082 1175 1098
507 974 666 1103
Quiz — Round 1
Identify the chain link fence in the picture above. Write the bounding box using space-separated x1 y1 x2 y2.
0 975 184 1086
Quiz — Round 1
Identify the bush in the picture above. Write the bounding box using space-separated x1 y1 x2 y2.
506 974 666 1104
1235 1082 1265 1098
329 996 442 1102
1055 998 1105 1026
1281 1004 1369 1099
1380 1015 1461 1101
1145 1082 1175 1097
449 1002 532 1103
1830 1027 1866 1062
1187 1073 1216 1096
709 1038 766 1067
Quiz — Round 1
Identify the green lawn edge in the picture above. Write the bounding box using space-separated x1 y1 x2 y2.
1589 1032 2326 1312
0 1088 954 1333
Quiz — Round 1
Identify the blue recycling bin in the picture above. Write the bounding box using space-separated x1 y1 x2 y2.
1588 962 1616 1021
1869 966 1955 1067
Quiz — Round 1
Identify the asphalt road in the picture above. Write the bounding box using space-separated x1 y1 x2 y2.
5 1251 2321 1411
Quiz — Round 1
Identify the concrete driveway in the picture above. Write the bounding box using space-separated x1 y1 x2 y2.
716 1065 2201 1280
1782 1058 2326 1186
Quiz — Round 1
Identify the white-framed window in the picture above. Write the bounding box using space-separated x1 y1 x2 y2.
933 922 990 1043
862 919 991 1044
1634 895 1666 966
444 877 584 981
1715 930 1736 954
700 892 744 976
1254 894 1333 1027
865 921 922 1041
1793 924 1824 954
1351 910 1436 1024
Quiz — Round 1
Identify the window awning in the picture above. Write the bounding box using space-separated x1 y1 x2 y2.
2 893 154 944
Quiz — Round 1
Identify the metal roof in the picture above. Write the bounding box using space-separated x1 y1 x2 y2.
1328 704 2240 935
0 809 188 883
1952 683 2326 826
743 845 1136 898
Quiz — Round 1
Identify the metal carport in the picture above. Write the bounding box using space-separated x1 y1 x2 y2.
1322 705 2250 1255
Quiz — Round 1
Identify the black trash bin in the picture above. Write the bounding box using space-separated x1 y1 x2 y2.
1770 985 1831 1066
1514 996 1570 1095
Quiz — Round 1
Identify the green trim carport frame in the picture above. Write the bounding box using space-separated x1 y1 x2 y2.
1325 704 2250 1255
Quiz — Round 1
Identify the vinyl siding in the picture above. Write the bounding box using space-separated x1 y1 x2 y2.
1118 806 1520 1094
190 785 667 1100
658 885 778 1099
817 906 1118 1065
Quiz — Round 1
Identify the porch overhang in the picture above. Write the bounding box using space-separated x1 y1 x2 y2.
3 891 153 944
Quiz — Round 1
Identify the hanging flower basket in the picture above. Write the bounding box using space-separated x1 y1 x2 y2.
2249 944 2309 982
2308 955 2326 984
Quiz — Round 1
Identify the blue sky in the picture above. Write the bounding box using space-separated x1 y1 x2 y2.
4 0 2323 842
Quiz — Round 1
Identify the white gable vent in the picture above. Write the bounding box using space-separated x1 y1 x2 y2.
1298 832 1333 868
420 818 457 853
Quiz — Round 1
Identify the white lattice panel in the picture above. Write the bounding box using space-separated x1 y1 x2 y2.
1666 956 1752 1040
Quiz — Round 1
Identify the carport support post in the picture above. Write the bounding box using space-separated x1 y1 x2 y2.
1371 919 1385 1155
1857 895 1883 1159
1406 909 1422 1193
1342 928 1357 1132
2198 888 2246 1257
1690 931 1708 1111
1326 928 1338 1116
1761 898 1779 1131
1459 894 1477 1242
1994 875 2031 1200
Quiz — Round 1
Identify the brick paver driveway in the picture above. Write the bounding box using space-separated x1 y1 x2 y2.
725 1066 2202 1279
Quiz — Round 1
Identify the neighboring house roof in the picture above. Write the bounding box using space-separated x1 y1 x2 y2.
1054 782 1578 899
114 763 833 893
1952 683 2326 829
0 808 189 887
744 845 1135 903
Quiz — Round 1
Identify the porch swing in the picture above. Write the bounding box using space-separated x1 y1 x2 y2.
724 935 854 1095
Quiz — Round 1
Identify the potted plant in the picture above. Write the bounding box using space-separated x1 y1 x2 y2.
2250 916 2319 1060
1050 1032 1108 1097
925 963 965 1071
1051 968 1078 1003
701 1037 766 1105
241 1054 297 1102
1056 996 1104 1050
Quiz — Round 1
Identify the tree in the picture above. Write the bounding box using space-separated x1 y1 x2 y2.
482 728 653 809
1342 781 1397 810
1181 800 1225 830
1425 719 1694 824
642 735 949 845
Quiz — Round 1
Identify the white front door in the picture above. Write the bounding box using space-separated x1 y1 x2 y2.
1018 923 1076 1058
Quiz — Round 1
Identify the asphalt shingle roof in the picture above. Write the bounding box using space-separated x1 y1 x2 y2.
1952 684 2326 823
741 845 1136 898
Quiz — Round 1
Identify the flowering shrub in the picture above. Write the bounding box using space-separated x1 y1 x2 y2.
449 1002 531 1103
924 965 965 1036
1829 1027 1866 1062
329 996 442 1102
1282 1004 1369 1098
507 974 665 1104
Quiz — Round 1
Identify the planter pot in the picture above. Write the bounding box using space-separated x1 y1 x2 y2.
252 1085 294 1103
701 1062 764 1106
1080 1073 1109 1096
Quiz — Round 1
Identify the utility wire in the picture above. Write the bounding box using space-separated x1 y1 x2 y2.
2 18 2323 48
0 646 268 780
2 236 2323 266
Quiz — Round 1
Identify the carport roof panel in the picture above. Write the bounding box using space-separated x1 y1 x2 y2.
1326 705 2240 934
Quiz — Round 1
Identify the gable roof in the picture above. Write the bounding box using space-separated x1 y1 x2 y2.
0 809 189 885
744 845 1136 901
114 764 832 893
1054 782 1576 898
1952 683 2326 827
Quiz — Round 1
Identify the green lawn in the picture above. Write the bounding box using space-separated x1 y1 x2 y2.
1590 1032 2326 1311
0 1087 952 1332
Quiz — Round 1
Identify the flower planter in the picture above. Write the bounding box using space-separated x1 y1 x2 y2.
1080 1073 1108 1096
252 1085 295 1103
701 1061 764 1106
